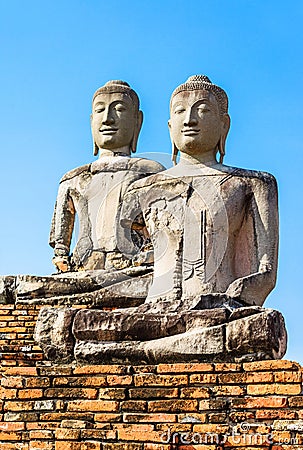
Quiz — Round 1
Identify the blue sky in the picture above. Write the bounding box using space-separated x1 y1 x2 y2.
0 0 302 362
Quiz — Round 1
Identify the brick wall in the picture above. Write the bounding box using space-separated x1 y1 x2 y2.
0 359 303 448
1 303 303 448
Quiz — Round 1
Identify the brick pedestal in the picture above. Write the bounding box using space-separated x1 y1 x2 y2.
0 305 303 448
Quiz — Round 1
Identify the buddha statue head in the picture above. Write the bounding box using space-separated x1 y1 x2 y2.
169 75 230 164
91 80 143 157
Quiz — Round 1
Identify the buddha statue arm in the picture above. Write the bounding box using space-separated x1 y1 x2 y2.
119 184 153 264
49 180 76 271
225 173 278 306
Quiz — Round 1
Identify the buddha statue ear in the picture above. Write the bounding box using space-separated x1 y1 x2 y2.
130 110 143 153
168 119 179 166
93 142 99 157
218 113 230 164
90 113 99 157
172 143 179 166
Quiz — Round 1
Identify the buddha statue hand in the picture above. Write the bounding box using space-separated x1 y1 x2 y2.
52 255 71 273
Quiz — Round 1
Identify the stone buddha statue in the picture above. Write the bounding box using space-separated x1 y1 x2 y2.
50 79 164 273
0 80 164 304
35 76 287 364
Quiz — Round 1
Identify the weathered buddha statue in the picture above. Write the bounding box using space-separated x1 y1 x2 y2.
0 80 164 304
50 79 163 273
35 76 287 364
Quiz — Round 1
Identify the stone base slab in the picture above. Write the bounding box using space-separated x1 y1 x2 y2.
35 306 287 364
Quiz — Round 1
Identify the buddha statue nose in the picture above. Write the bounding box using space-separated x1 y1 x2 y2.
103 108 115 125
184 109 198 127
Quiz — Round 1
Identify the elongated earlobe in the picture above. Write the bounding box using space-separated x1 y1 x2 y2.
218 114 230 164
172 142 179 166
131 110 143 153
93 142 99 157
218 135 225 164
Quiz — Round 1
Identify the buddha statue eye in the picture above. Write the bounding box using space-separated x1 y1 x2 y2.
197 105 210 113
94 105 105 113
115 104 127 112
174 106 186 114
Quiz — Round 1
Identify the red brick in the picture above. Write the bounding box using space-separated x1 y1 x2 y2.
218 371 273 384
247 383 301 395
0 431 20 440
55 444 81 450
180 387 209 398
40 412 94 421
55 428 81 439
24 377 50 388
230 396 288 409
212 385 245 396
214 362 242 372
94 413 122 423
274 371 302 383
0 387 17 399
67 400 119 412
44 388 98 399
123 413 176 423
26 422 58 430
98 387 126 399
256 409 297 419
73 365 127 375
81 429 116 439
134 374 187 386
129 388 178 399
0 444 28 450
106 375 133 385
39 366 72 376
288 396 303 407
157 363 213 373
103 445 143 450
132 365 156 373
4 401 35 411
18 389 43 399
60 419 90 428
116 424 161 443
148 400 198 413
199 398 229 411
121 400 147 412
243 360 301 372
1 376 23 388
4 367 37 376
0 422 25 431
29 430 53 439
53 376 106 387
189 373 217 384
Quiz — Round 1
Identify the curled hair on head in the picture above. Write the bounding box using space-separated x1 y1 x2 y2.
170 75 228 117
92 80 140 111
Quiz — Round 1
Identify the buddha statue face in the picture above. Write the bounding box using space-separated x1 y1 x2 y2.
168 76 230 163
169 89 230 159
91 81 143 156
91 92 136 152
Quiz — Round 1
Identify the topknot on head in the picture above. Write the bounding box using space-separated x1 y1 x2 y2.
170 74 228 116
92 80 140 110
104 80 130 88
186 75 212 84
